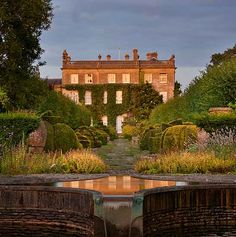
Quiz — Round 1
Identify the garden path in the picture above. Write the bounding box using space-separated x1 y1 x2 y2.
93 138 149 171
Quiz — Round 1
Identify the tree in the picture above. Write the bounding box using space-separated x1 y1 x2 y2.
174 80 182 97
131 83 163 120
209 43 236 68
0 0 53 109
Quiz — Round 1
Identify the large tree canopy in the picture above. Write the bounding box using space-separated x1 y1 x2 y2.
0 0 53 108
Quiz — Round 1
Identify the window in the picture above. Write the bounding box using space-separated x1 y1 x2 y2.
116 91 122 104
160 91 168 103
102 115 108 126
159 73 167 83
85 91 92 105
70 74 78 84
108 74 116 83
85 74 93 84
144 73 152 83
63 90 79 104
103 91 107 104
122 74 130 83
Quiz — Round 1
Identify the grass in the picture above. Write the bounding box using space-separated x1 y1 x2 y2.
0 145 107 175
135 151 236 174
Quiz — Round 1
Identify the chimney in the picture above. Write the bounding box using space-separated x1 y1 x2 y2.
132 48 139 61
146 51 158 60
98 54 102 60
125 53 129 61
106 55 111 61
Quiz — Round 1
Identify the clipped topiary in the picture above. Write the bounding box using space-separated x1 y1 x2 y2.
169 118 183 126
122 124 137 140
76 131 92 148
53 123 79 153
162 125 198 151
149 134 162 154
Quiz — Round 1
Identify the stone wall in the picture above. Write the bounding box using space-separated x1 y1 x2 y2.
0 186 99 237
141 185 236 237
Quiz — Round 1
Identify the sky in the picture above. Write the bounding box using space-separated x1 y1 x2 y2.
39 0 236 89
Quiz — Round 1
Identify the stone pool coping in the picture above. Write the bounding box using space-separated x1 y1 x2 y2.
1 172 236 185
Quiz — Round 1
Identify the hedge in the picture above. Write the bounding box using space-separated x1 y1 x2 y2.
0 112 40 148
162 125 198 151
193 112 236 134
38 91 91 129
44 121 54 152
54 123 80 153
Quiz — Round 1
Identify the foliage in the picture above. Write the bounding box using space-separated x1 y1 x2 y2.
65 83 162 124
150 56 236 124
135 152 236 174
55 150 107 174
162 125 198 151
130 83 163 120
122 124 137 140
0 0 53 109
38 90 91 129
53 123 79 153
193 112 236 134
209 43 236 68
76 132 91 148
0 112 40 150
44 121 54 152
0 87 9 111
0 146 106 175
173 80 182 97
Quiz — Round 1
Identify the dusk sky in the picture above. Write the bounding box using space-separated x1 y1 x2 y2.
40 0 236 88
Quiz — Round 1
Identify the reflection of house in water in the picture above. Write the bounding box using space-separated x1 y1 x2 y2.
59 176 176 195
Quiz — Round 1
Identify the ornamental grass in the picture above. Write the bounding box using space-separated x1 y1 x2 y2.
135 151 236 174
0 145 107 175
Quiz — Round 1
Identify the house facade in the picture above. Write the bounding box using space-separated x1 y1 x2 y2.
60 48 176 133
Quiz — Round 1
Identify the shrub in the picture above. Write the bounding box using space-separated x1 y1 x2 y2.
38 91 91 129
53 123 79 153
193 112 236 134
0 112 40 149
135 152 236 174
89 127 109 145
44 121 54 152
76 132 92 148
149 134 162 153
122 125 137 140
162 125 198 151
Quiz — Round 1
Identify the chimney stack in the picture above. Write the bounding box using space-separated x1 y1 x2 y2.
132 48 139 61
146 52 158 60
106 55 111 61
125 53 129 61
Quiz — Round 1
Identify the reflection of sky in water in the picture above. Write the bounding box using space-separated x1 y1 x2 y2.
54 176 188 195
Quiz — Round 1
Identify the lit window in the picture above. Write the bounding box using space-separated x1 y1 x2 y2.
85 91 92 105
85 74 93 84
63 90 79 104
102 115 108 126
116 91 122 104
70 74 78 84
103 91 107 104
108 74 116 83
160 91 168 103
122 74 130 83
159 73 167 83
144 74 152 83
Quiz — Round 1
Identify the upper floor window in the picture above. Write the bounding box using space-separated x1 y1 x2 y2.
103 91 107 104
160 91 168 103
85 91 92 105
144 73 152 83
116 91 122 104
159 73 168 83
70 74 78 84
108 74 116 83
122 74 130 83
85 74 93 84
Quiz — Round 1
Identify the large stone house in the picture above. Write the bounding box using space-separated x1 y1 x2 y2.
59 48 176 133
